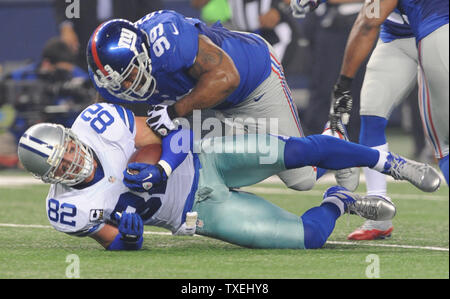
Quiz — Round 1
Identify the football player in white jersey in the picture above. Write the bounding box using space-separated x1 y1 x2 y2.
18 102 439 250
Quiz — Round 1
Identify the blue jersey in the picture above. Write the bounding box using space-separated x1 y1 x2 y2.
321 2 413 43
397 0 449 42
380 9 414 43
98 10 271 109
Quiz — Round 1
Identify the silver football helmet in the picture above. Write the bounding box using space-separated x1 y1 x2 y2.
17 123 94 186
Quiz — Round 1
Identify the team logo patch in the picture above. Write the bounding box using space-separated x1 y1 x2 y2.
117 28 137 50
89 209 104 222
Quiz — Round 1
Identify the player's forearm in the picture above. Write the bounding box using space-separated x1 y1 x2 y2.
159 129 194 176
90 224 119 249
90 223 143 251
173 35 240 117
174 72 239 117
134 117 161 148
339 10 380 78
339 0 397 78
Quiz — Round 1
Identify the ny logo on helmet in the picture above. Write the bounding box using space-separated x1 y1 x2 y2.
118 28 137 50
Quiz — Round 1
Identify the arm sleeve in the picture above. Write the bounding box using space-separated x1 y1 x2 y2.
159 128 194 175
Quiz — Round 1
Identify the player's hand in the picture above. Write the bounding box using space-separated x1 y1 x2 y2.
123 162 168 192
115 212 144 243
146 105 179 137
330 79 353 133
290 0 323 18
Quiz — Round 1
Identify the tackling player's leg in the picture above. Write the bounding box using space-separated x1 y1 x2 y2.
417 23 449 186
193 183 395 249
350 37 419 240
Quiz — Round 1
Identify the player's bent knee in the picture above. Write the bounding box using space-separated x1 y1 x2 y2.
286 178 316 191
279 168 316 191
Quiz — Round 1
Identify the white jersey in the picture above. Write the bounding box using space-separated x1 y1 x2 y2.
45 103 197 237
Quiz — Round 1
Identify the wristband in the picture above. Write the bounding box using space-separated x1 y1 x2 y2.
157 160 172 177
166 105 178 119
106 234 143 251
336 75 353 91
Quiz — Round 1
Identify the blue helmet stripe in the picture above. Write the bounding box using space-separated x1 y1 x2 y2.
24 134 54 150
18 142 49 158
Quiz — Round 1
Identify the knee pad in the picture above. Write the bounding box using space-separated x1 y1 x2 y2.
278 167 316 191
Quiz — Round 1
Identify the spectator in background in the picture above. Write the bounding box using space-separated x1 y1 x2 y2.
228 0 303 75
9 37 87 82
300 0 365 142
194 0 302 75
4 37 90 143
191 0 232 25
0 104 17 169
54 0 163 71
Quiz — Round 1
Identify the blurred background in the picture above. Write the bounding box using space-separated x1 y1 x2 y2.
0 0 433 169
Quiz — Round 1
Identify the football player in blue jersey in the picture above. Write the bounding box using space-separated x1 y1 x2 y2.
85 9 361 193
291 0 449 240
17 102 440 250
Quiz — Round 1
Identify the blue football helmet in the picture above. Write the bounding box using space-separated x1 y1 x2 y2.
87 19 156 102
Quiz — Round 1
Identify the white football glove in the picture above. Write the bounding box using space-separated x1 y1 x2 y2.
290 0 323 18
146 104 179 137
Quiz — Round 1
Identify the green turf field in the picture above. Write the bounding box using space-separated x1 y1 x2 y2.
0 173 448 279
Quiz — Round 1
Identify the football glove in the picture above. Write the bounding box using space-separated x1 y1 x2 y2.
115 212 144 244
123 162 168 192
290 0 323 18
329 75 353 133
146 104 179 137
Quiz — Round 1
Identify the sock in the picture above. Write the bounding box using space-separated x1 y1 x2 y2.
283 135 380 170
363 144 389 196
439 155 449 186
301 203 341 249
359 116 388 147
370 149 390 173
359 116 390 195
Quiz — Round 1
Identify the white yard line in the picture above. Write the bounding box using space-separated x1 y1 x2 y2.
0 222 448 252
1 174 447 251
1 175 448 201
0 176 43 186
241 186 449 201
326 241 449 252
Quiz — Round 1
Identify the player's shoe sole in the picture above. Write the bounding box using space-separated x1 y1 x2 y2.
347 226 394 240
